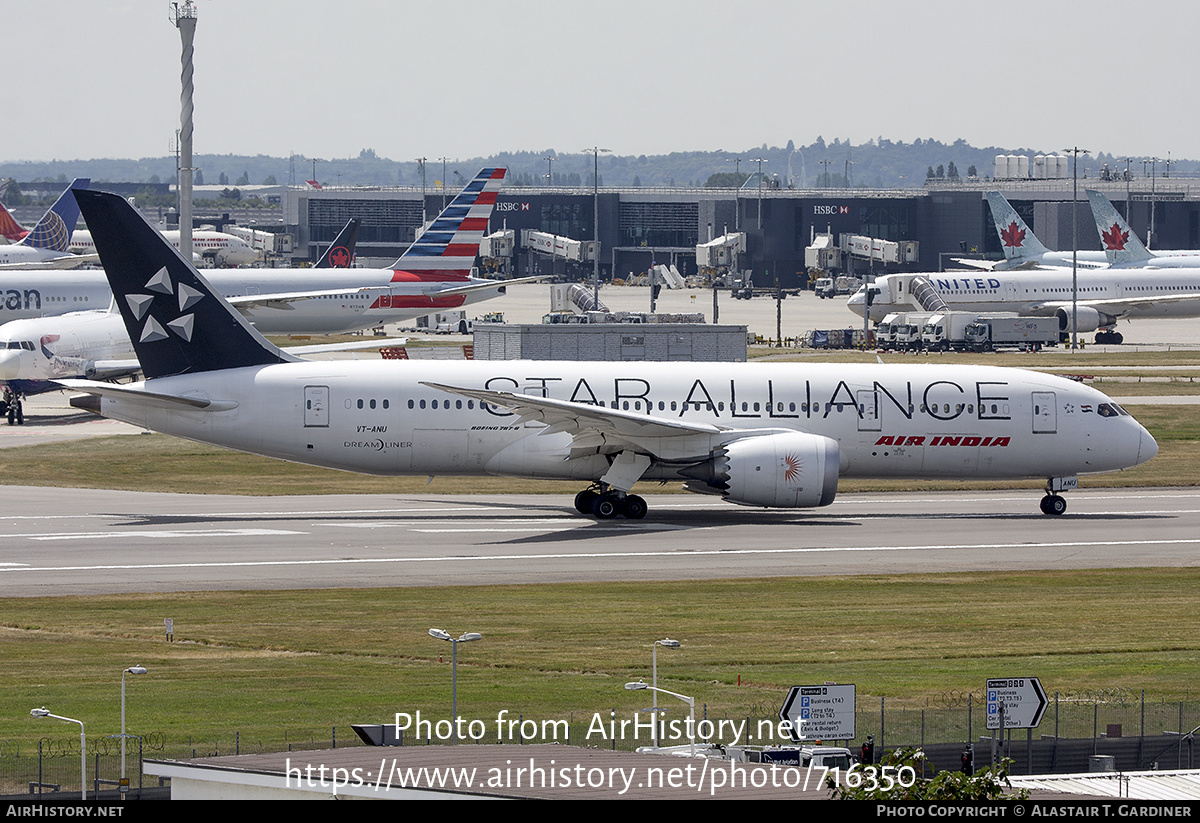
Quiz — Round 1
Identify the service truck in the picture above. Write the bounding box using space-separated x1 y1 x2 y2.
923 312 1058 352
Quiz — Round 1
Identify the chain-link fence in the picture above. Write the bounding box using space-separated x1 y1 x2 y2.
5 692 1199 798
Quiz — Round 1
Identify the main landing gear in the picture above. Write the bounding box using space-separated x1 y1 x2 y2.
574 484 647 519
1095 330 1123 345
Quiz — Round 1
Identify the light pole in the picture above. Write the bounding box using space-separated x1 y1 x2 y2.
438 157 451 212
652 638 680 746
416 157 428 227
726 157 742 232
748 157 766 230
625 681 695 756
583 147 611 306
120 665 147 797
429 628 482 744
31 708 86 800
544 155 554 187
1063 147 1089 350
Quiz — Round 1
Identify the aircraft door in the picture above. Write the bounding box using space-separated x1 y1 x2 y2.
304 385 329 427
856 389 880 431
1031 391 1056 434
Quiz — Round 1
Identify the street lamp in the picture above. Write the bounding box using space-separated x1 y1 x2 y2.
1063 147 1089 350
625 681 696 756
429 628 482 744
652 638 680 746
120 665 147 796
748 157 766 229
31 708 86 800
583 147 611 306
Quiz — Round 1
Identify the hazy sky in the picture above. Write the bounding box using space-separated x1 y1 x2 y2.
7 0 1194 163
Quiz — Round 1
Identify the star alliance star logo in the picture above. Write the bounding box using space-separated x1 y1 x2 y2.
125 266 204 343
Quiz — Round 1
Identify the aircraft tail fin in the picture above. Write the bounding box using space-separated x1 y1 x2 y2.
72 189 293 380
1086 189 1151 266
986 191 1050 264
315 218 360 268
19 178 89 252
390 167 506 281
0 199 28 242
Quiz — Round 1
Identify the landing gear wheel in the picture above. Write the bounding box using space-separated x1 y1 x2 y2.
620 494 647 519
15 401 23 426
574 489 599 514
6 407 13 426
591 494 620 519
1040 494 1066 516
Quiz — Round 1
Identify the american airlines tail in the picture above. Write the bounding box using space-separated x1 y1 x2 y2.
985 190 1051 265
18 179 90 252
314 218 360 268
390 167 506 282
0 200 28 242
1085 189 1152 266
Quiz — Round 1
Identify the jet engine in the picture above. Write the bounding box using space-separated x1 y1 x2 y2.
679 431 839 508
1056 306 1114 334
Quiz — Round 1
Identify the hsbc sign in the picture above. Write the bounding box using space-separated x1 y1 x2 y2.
813 205 850 215
495 202 531 212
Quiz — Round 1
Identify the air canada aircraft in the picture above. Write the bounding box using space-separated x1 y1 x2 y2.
1085 190 1200 268
956 191 1110 271
62 189 1158 518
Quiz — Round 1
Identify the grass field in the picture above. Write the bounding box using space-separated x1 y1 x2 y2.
3 569 1199 753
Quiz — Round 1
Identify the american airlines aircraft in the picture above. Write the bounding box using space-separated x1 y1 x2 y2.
0 179 93 269
0 173 517 421
62 189 1158 518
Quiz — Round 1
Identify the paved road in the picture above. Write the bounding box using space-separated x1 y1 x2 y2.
2 486 1195 596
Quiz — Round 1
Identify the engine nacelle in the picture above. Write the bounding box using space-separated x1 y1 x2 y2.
1055 305 1114 334
679 432 839 508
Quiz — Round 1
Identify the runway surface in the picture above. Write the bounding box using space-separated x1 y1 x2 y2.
1 486 1195 597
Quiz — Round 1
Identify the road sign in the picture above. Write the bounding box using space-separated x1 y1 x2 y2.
985 678 1047 730
779 685 855 742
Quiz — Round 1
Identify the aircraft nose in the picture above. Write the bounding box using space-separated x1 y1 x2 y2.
0 350 20 380
1137 424 1158 466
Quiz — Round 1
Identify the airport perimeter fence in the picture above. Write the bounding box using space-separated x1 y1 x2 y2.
4 692 1200 798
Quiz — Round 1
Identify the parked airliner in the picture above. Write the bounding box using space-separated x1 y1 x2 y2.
1086 190 1200 268
70 226 259 267
848 266 1200 344
63 189 1157 518
0 179 93 269
955 191 1109 271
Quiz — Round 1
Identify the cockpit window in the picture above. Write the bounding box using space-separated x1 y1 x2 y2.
1097 403 1124 418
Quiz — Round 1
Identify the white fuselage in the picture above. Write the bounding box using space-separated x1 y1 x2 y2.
88 360 1155 485
0 311 132 384
0 269 506 333
849 270 1200 325
71 229 259 266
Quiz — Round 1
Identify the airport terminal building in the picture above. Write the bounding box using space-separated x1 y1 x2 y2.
273 178 1200 288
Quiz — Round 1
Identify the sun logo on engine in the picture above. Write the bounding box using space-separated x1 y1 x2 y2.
783 453 802 483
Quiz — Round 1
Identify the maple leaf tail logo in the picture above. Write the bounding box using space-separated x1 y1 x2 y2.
1101 223 1129 251
1000 221 1026 248
783 453 802 483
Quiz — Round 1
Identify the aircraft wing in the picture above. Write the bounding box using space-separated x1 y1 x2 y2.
60 379 239 412
950 258 996 271
422 275 548 298
1042 292 1200 315
284 337 408 357
0 253 100 270
227 286 388 311
422 380 782 462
